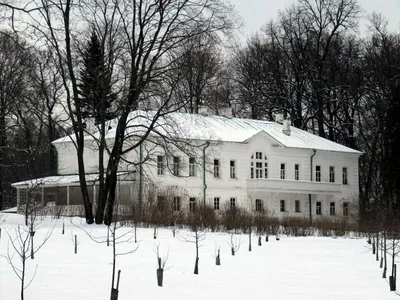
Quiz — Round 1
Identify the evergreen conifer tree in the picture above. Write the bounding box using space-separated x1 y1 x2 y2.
79 30 115 124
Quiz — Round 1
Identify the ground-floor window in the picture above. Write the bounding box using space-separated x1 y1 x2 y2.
255 199 262 211
173 197 181 211
343 202 349 216
316 201 322 215
330 202 335 215
295 200 301 213
157 196 165 211
189 197 196 212
214 197 220 210
230 198 236 210
280 200 285 212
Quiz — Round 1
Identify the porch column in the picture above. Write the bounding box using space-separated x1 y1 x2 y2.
16 188 20 208
67 185 70 206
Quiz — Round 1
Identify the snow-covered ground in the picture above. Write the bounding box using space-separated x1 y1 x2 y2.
0 213 397 299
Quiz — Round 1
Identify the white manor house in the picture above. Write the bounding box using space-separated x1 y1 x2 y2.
13 110 361 220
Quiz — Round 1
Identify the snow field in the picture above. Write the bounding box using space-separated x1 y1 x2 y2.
0 214 397 299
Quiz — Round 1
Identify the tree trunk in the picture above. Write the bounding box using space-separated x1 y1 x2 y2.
194 257 199 274
376 233 379 261
95 121 106 224
0 104 5 211
248 231 252 252
383 232 387 278
76 139 94 224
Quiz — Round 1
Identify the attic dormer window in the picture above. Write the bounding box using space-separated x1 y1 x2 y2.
251 152 268 179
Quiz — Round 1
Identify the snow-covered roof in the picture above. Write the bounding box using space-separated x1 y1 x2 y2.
11 174 100 188
52 110 361 154
11 172 134 188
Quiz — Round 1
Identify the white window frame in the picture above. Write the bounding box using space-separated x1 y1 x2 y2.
342 167 348 185
330 202 335 215
173 156 180 176
214 159 220 178
316 165 321 182
230 160 236 179
316 201 322 215
295 200 301 213
157 195 165 211
329 166 335 183
295 164 300 180
189 157 196 177
230 197 236 210
280 163 286 180
173 197 181 211
189 197 196 212
255 199 262 212
343 202 349 216
251 152 268 179
157 155 165 175
214 197 220 210
280 200 285 212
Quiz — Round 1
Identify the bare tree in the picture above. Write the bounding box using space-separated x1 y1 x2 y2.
2 218 53 300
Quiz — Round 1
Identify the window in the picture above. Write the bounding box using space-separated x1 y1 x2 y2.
214 197 220 210
189 197 196 212
316 201 322 215
157 196 165 211
189 157 196 177
280 200 285 212
295 200 301 213
255 199 262 212
173 197 181 211
230 198 236 210
214 159 220 178
250 152 268 179
157 156 165 175
316 165 321 182
280 163 285 179
230 160 236 179
329 166 335 183
255 162 263 178
342 167 348 185
343 202 349 216
173 156 180 176
330 202 335 215
295 164 300 180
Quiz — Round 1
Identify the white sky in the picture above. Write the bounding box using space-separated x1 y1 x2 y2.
230 0 400 40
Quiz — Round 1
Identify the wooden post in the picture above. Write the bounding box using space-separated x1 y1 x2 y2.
216 249 221 266
258 236 262 246
74 235 77 254
67 186 70 206
62 222 65 235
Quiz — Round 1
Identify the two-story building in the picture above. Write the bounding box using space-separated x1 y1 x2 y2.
12 110 361 220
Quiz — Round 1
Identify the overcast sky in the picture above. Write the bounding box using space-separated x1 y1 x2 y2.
230 0 400 40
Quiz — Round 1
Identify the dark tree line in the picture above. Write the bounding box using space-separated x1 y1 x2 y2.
231 2 400 223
